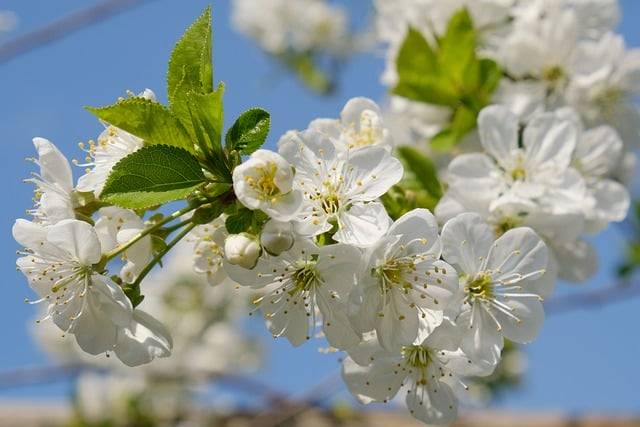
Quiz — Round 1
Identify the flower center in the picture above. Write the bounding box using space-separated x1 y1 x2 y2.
595 87 624 118
543 65 564 83
403 345 431 369
375 258 415 292
494 216 522 236
321 191 341 215
289 259 322 295
465 272 494 301
51 265 91 293
245 162 281 201
345 110 382 149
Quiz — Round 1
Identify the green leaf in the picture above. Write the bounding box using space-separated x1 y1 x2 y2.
439 9 476 84
396 146 442 200
396 27 438 79
100 145 206 209
86 98 193 152
225 108 271 155
393 77 459 107
187 86 230 179
225 208 254 234
430 106 477 151
122 283 144 308
167 7 213 103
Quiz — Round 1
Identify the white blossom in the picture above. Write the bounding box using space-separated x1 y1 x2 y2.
232 149 302 221
76 89 156 195
188 215 228 286
26 138 75 225
14 219 132 355
231 0 348 55
567 32 640 146
349 209 459 351
441 213 548 367
278 130 402 247
225 239 361 349
309 97 393 152
342 320 491 425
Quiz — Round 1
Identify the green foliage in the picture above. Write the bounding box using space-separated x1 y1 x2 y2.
225 207 255 234
122 282 145 308
100 145 206 209
225 108 271 155
187 86 231 179
168 7 214 137
86 98 194 152
393 9 502 151
396 146 442 200
382 147 443 219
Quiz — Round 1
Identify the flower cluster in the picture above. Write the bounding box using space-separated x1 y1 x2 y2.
220 98 555 424
15 98 173 367
376 0 634 284
231 0 348 56
12 5 635 425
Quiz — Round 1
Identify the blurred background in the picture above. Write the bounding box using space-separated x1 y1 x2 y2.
0 0 639 426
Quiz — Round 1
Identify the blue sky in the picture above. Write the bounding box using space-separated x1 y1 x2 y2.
0 0 639 414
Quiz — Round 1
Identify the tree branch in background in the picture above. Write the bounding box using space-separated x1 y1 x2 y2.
0 0 158 64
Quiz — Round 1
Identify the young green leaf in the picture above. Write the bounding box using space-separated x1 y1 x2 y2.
187 86 230 180
225 108 271 155
225 208 255 234
86 98 194 152
438 8 476 84
100 145 206 209
396 27 438 79
396 146 443 200
168 7 213 102
168 7 217 140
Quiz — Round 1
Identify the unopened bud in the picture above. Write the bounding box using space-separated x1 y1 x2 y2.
260 220 294 255
224 233 261 269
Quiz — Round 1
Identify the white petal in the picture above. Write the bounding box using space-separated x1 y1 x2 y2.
458 305 503 368
333 202 391 247
387 208 440 255
47 219 102 265
406 380 458 425
341 354 404 404
32 137 73 192
317 243 362 297
487 227 548 283
586 179 630 233
345 146 403 201
316 289 360 350
115 310 172 367
574 125 623 178
376 290 419 351
91 274 133 327
13 219 48 250
495 296 544 344
264 292 309 346
441 213 495 275
523 112 578 170
552 240 597 282
478 105 518 163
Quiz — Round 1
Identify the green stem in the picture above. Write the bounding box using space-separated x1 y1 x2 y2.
163 218 193 234
101 203 200 263
132 222 196 289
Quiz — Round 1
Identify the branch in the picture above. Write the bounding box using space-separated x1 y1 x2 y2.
545 280 640 315
0 0 158 64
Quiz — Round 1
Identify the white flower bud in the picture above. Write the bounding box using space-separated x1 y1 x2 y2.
224 233 261 269
260 220 295 255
